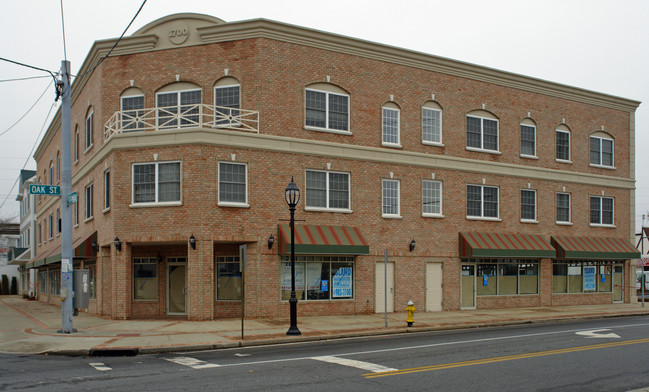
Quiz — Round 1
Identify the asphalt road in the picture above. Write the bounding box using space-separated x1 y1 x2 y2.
3 316 649 391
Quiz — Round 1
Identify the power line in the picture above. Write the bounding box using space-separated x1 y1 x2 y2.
75 0 147 80
0 101 58 211
0 75 51 83
0 79 53 138
0 57 57 80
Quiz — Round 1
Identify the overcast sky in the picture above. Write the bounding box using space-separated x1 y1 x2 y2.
1 0 648 230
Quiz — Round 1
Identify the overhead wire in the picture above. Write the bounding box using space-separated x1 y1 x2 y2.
0 79 54 138
0 100 58 211
0 75 51 83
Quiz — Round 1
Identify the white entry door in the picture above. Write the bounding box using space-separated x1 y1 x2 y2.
426 263 443 311
375 262 394 313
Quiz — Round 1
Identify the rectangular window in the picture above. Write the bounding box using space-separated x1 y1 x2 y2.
521 189 537 221
422 107 442 144
104 170 110 210
467 185 499 219
556 130 570 161
382 108 400 146
521 125 536 157
280 256 354 301
49 270 60 295
557 192 571 223
87 263 96 299
214 85 240 126
218 162 247 206
49 214 53 239
133 258 158 300
470 259 538 296
56 209 60 235
422 180 442 216
74 199 79 226
553 261 615 293
467 116 498 152
38 223 41 244
590 136 614 167
85 183 93 220
39 271 46 294
121 95 145 130
85 112 94 150
590 196 614 225
74 130 79 162
157 90 201 128
305 170 350 211
215 256 242 300
305 89 349 132
132 161 181 204
382 179 400 217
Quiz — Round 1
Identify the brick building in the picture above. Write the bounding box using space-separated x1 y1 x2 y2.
27 13 641 320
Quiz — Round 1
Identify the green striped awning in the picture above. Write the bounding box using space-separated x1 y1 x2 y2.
278 224 369 255
552 235 640 259
459 232 555 258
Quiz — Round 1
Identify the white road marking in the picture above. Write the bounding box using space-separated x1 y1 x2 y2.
575 329 621 339
165 356 221 369
312 355 397 373
89 362 112 372
235 353 251 357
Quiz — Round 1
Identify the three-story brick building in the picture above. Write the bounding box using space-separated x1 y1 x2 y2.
27 13 641 320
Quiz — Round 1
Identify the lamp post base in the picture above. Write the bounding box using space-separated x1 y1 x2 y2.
286 326 301 336
286 296 301 336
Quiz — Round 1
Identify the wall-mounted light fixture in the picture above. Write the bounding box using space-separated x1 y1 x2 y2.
409 239 416 252
114 237 121 251
189 234 196 250
268 234 274 249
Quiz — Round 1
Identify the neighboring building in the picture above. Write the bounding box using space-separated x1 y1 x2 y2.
8 170 37 297
0 222 20 292
28 13 640 320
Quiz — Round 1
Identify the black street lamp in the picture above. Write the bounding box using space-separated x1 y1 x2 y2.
285 177 301 336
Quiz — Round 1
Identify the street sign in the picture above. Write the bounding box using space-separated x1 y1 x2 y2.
29 184 61 196
67 192 78 205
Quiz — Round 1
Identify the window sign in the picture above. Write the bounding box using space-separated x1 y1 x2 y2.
306 263 323 290
483 274 489 286
332 267 352 298
584 266 596 291
281 262 305 291
321 280 328 292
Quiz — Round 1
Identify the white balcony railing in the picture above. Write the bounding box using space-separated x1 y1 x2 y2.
104 104 259 141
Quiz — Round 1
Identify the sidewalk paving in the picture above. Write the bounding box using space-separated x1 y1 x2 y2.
2 295 649 356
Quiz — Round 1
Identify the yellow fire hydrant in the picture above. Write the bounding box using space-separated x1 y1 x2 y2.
406 300 416 327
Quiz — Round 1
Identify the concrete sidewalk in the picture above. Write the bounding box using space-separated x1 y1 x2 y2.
2 295 649 356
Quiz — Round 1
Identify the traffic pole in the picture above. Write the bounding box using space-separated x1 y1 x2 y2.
59 60 74 333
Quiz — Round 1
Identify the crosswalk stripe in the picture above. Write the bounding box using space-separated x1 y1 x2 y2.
89 362 112 372
165 356 221 369
311 355 397 373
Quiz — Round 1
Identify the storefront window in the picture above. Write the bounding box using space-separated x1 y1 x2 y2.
133 258 157 300
49 269 60 295
553 260 616 293
39 271 47 294
281 256 354 301
215 256 242 300
87 263 96 299
465 259 539 296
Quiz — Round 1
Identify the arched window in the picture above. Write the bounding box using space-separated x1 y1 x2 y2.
466 110 499 152
382 102 401 147
214 77 241 126
422 101 443 145
520 118 537 158
156 82 202 128
555 124 571 162
121 87 145 130
590 131 614 168
85 108 94 150
304 83 350 133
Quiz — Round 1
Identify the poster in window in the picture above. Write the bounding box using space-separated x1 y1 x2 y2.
584 266 596 291
281 262 305 290
332 267 352 298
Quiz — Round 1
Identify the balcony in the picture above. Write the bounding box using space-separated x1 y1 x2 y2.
104 104 259 141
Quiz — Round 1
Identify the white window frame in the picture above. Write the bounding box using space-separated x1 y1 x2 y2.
85 183 94 221
156 89 202 129
74 128 79 164
305 169 351 213
382 179 401 218
466 184 500 221
131 161 182 206
556 130 571 163
520 124 537 158
304 88 350 134
590 136 615 168
121 95 145 130
466 115 499 153
422 180 443 217
218 161 249 208
103 169 111 212
85 111 94 152
556 192 572 225
382 107 401 147
49 214 53 239
520 189 537 223
590 196 615 227
422 107 443 146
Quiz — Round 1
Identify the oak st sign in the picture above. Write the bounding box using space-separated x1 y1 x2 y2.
29 184 61 196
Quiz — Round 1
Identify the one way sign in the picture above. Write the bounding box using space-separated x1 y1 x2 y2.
29 184 61 196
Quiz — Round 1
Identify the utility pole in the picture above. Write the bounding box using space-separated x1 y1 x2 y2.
59 60 74 333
